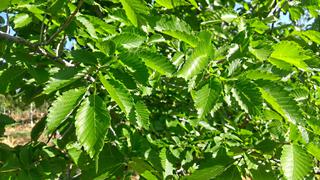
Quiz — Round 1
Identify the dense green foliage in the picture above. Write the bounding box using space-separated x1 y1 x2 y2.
1 0 320 179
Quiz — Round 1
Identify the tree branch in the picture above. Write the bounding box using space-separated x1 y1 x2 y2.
39 0 84 45
0 31 73 67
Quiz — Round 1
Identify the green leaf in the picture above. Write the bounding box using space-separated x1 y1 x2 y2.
46 88 86 133
131 101 150 130
0 0 10 11
178 32 214 80
280 144 313 180
259 82 303 124
139 51 176 76
0 114 15 137
243 70 280 81
43 68 82 95
14 13 32 28
162 30 198 47
31 117 46 141
269 41 311 71
112 33 146 49
99 72 134 116
159 148 174 178
193 78 222 118
156 0 189 9
302 30 320 44
119 52 149 85
75 95 111 158
306 142 320 161
82 15 116 35
76 16 97 38
119 0 148 26
231 81 262 116
48 0 66 14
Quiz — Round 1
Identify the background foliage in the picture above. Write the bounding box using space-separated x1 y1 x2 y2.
0 0 320 179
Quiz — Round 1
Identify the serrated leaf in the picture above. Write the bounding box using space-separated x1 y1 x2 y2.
119 0 148 26
244 70 280 81
178 32 214 80
280 144 313 180
193 78 222 118
132 101 150 130
269 41 311 71
75 95 110 158
46 88 86 133
76 16 97 38
112 33 146 49
162 30 198 47
155 15 192 33
43 68 83 95
231 81 262 116
82 15 116 35
259 83 303 124
139 51 176 76
119 52 149 85
99 72 134 116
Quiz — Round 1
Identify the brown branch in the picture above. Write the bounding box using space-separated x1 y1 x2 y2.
39 0 84 45
0 31 73 67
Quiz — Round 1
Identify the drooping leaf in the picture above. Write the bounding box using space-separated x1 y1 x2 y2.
178 32 214 80
306 142 320 161
46 88 86 133
269 41 311 71
99 72 134 116
139 51 176 76
231 81 262 116
280 144 313 180
75 95 111 158
259 82 303 124
193 78 222 118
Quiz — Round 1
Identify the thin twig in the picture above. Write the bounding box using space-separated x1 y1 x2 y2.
39 0 84 45
5 12 10 34
0 31 73 66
